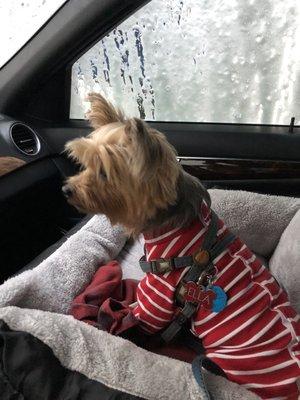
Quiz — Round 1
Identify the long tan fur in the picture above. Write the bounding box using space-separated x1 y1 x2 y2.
85 93 125 129
65 93 208 236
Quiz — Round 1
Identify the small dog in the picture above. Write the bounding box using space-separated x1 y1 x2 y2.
64 93 300 400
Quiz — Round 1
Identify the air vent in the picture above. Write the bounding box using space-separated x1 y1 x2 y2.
10 123 40 155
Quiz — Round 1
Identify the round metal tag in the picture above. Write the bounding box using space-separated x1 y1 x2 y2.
194 249 210 265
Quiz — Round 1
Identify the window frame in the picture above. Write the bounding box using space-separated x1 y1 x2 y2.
68 0 300 127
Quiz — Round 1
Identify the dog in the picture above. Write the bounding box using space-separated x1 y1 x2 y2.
64 93 300 400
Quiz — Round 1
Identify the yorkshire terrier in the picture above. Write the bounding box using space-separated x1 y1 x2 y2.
64 93 300 400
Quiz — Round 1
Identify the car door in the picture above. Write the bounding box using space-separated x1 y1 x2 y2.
0 0 299 282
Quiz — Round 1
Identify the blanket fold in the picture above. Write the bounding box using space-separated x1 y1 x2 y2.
70 260 139 335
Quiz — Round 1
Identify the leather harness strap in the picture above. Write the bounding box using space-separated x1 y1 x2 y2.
139 211 236 343
139 254 194 274
139 211 219 275
161 229 236 343
139 210 236 400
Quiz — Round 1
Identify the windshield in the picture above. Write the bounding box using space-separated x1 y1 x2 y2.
0 0 67 68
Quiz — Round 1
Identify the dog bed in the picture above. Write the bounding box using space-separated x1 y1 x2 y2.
0 189 299 400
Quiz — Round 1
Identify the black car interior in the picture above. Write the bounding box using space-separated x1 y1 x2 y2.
0 0 299 283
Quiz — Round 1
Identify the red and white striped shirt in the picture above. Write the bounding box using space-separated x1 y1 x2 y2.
132 202 300 399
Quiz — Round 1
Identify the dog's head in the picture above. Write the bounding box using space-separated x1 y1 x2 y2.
64 93 181 234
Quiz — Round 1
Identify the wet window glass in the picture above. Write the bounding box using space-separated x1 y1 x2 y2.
70 0 300 125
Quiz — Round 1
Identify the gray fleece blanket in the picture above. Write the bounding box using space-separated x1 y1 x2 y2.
0 189 299 400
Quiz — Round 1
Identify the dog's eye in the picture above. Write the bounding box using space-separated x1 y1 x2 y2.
99 169 107 179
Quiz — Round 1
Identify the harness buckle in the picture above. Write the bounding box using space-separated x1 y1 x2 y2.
152 258 173 274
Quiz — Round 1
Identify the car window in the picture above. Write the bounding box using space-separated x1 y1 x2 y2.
70 0 300 125
0 0 66 68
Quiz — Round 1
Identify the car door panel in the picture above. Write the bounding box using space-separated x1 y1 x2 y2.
35 121 300 197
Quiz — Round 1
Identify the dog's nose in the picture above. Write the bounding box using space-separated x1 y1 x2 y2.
62 185 73 198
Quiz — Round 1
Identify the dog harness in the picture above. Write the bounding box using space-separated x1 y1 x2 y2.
139 210 234 400
133 202 300 400
139 211 235 344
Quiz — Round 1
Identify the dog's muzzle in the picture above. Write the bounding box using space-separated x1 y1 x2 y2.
62 185 73 198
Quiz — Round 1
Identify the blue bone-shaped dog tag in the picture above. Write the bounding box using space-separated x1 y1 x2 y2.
210 285 227 312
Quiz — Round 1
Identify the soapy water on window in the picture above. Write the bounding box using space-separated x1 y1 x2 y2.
70 0 300 125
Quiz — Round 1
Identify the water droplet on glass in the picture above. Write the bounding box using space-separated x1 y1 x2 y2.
232 56 238 64
233 113 242 119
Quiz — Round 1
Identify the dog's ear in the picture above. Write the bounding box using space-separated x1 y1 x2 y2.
85 93 124 129
125 118 179 182
124 118 150 146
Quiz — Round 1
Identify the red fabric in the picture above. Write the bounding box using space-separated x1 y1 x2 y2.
70 261 139 335
133 202 300 400
69 260 197 363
